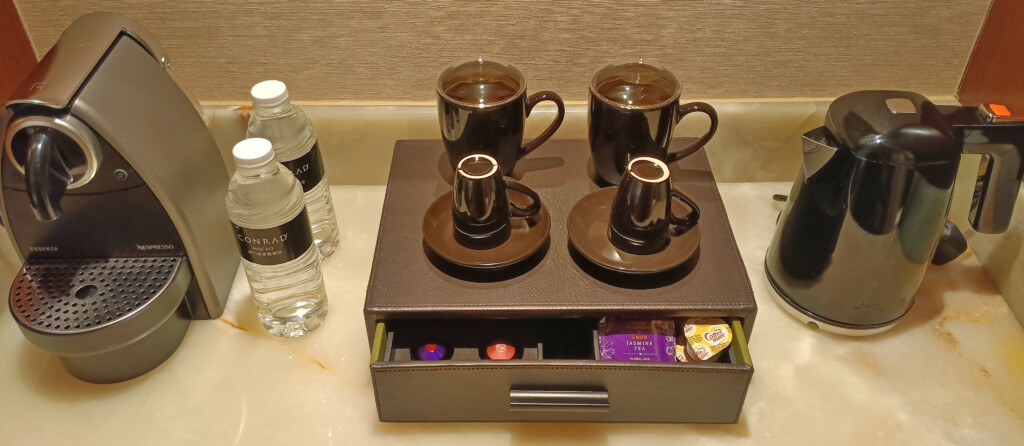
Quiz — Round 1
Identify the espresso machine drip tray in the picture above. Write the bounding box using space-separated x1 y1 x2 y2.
9 257 194 383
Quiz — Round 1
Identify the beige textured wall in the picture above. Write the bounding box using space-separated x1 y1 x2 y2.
15 0 990 102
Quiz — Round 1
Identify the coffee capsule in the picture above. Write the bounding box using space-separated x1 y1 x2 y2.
416 343 447 361
485 340 516 360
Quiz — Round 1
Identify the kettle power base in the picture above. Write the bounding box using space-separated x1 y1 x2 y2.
9 257 194 383
763 260 899 337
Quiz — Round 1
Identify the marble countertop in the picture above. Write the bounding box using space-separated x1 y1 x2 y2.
2 184 1022 445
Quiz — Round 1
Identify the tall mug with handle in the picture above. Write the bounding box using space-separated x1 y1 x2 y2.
588 60 718 184
438 58 565 175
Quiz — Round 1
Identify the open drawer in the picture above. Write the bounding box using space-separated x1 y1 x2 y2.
369 318 753 423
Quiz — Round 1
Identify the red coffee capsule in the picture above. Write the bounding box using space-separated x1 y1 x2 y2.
486 341 516 360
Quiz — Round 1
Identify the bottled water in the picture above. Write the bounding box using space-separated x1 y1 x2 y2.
226 138 328 338
247 80 339 258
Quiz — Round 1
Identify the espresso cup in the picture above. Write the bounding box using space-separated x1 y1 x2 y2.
608 157 700 255
438 59 565 176
588 61 718 184
452 154 541 249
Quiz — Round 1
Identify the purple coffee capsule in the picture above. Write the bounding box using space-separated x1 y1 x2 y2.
416 343 447 361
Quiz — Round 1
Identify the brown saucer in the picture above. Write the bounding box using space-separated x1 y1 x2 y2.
567 187 700 274
423 190 551 270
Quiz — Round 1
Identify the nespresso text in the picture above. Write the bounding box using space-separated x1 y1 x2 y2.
137 244 175 251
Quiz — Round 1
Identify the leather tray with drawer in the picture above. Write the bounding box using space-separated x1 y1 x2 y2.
369 318 752 422
363 139 758 423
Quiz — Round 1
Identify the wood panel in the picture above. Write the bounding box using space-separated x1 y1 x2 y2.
15 0 990 102
0 0 36 101
958 0 1024 113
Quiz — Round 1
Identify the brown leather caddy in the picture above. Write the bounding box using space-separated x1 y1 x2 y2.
364 139 757 423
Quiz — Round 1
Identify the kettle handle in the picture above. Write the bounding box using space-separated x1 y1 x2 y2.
960 132 1024 234
943 105 1024 234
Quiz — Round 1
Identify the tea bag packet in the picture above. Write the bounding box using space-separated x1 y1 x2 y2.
598 317 676 362
682 317 733 362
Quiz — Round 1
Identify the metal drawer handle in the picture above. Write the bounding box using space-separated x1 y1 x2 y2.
509 389 609 412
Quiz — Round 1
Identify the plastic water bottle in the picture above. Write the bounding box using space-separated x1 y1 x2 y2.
247 80 339 258
226 138 328 338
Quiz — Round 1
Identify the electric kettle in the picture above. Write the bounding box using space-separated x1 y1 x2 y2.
765 90 1024 335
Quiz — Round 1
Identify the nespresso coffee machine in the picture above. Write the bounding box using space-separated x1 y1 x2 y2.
1 13 239 382
766 90 1024 335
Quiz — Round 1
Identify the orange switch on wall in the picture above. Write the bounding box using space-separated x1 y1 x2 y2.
989 103 1012 117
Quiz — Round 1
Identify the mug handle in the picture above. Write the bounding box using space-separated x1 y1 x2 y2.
665 102 719 163
505 178 542 217
668 186 700 235
520 91 566 157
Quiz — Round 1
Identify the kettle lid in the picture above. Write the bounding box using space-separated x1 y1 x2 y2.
825 90 960 165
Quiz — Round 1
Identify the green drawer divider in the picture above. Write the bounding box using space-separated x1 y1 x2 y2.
371 322 387 364
730 320 753 367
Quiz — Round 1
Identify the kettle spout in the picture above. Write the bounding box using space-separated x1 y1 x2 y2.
802 127 839 178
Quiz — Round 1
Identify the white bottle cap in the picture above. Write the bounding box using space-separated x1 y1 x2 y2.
250 80 290 108
232 138 275 168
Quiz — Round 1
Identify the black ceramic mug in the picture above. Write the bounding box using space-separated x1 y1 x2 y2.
589 61 718 184
608 157 700 255
452 154 541 249
438 59 565 176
